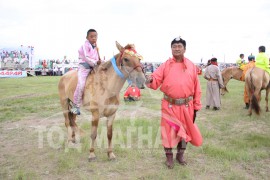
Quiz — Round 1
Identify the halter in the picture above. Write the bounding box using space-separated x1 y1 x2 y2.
111 49 143 85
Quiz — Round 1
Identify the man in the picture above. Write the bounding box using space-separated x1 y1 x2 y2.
255 46 270 75
204 58 224 110
146 37 203 169
242 55 255 109
236 54 246 70
124 84 141 101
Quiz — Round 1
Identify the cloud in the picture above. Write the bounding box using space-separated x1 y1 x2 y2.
0 0 269 63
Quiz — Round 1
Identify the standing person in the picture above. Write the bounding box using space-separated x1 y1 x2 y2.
146 37 203 169
255 46 270 75
123 84 141 101
242 55 256 109
71 29 101 115
204 58 224 110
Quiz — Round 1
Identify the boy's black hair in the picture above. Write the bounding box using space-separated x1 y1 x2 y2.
87 29 97 36
248 55 255 61
259 46 266 52
171 37 186 49
240 54 244 57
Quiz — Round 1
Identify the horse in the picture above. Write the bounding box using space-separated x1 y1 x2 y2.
245 67 270 116
220 66 243 95
58 41 146 161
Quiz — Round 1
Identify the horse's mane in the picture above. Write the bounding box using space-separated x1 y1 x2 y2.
124 44 135 50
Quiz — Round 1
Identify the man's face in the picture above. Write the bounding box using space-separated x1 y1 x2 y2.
87 32 98 45
171 43 186 57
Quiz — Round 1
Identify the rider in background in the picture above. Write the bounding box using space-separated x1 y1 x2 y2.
236 53 246 70
71 29 101 115
242 55 256 109
255 46 270 75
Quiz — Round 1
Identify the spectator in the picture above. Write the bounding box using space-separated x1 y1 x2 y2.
204 58 224 110
124 84 141 101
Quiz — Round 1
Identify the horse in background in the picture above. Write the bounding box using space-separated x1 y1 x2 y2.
58 41 145 161
245 67 270 116
221 66 243 95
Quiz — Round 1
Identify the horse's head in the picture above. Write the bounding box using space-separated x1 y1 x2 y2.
220 68 231 95
220 86 229 95
115 41 146 89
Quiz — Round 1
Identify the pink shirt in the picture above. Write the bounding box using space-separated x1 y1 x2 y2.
78 40 99 65
147 57 202 110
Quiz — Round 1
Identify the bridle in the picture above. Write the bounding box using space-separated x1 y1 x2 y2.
111 48 144 84
118 49 143 75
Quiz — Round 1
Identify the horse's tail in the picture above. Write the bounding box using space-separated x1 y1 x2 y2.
251 94 260 115
249 68 261 115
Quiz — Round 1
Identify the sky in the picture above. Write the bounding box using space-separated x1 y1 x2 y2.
0 0 270 64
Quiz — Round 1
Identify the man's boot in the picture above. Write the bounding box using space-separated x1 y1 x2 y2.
176 140 187 165
164 148 174 169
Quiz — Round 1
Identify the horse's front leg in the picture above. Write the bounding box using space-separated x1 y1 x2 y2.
266 88 269 112
107 114 116 160
89 111 99 161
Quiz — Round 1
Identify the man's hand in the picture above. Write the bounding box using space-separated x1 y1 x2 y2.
97 60 101 65
145 75 153 84
193 110 198 123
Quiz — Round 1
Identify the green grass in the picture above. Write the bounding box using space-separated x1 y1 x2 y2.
0 76 61 122
0 75 269 179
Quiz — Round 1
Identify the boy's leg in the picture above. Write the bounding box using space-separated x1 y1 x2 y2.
72 66 90 115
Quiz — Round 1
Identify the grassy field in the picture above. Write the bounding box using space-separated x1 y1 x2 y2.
0 76 269 180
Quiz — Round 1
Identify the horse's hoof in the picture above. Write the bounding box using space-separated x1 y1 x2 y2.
88 153 96 162
67 141 76 147
88 156 96 162
108 152 116 161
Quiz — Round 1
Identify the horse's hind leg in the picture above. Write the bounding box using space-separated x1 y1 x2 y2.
69 112 81 143
89 111 99 161
248 101 252 116
107 114 116 160
60 97 74 143
266 88 269 112
62 99 81 146
64 111 74 143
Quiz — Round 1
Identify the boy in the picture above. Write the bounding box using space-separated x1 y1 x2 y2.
71 29 101 115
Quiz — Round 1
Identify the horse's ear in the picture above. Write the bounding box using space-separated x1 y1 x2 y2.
115 41 124 52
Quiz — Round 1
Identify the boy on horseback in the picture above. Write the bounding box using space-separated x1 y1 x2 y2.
236 53 246 70
255 46 270 75
71 29 101 115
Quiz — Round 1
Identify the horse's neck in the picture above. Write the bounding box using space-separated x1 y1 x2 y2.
103 60 127 95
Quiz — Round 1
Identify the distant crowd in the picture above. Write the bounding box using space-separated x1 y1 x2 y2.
1 50 29 64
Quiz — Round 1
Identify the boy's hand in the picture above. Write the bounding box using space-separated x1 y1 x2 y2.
97 60 101 65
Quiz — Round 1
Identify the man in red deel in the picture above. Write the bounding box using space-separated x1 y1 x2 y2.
146 36 203 169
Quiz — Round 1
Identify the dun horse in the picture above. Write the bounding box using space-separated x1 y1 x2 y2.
58 41 146 160
245 67 270 116
221 66 243 95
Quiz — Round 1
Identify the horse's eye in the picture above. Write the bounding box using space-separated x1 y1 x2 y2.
124 58 129 62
